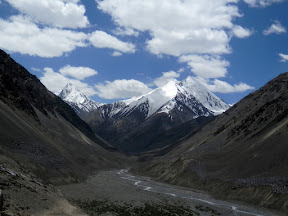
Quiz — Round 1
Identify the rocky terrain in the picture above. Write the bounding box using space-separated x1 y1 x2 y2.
0 49 128 215
134 72 288 214
0 154 87 216
59 170 279 216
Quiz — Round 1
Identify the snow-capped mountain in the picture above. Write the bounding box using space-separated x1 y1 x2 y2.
59 83 103 113
59 77 229 119
101 77 229 120
59 79 230 153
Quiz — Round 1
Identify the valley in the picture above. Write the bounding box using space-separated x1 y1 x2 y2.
60 169 279 216
0 49 288 215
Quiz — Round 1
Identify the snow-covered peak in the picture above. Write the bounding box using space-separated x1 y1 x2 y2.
59 83 103 113
115 77 230 118
59 83 86 104
180 77 230 115
119 81 180 118
162 81 179 98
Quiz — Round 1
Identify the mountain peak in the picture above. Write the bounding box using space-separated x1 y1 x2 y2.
180 76 230 115
59 83 85 104
161 80 179 98
59 83 102 113
65 82 78 90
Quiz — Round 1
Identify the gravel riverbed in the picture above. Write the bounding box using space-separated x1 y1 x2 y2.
59 170 281 216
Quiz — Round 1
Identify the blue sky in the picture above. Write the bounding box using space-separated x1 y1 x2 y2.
0 0 287 104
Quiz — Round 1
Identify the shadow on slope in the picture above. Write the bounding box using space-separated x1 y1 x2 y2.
0 50 126 184
134 72 288 214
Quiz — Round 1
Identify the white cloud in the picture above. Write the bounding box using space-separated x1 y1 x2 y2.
97 0 240 57
96 0 258 93
263 21 286 35
40 67 97 96
196 77 255 93
31 67 42 72
232 25 253 38
243 0 283 7
5 0 89 28
179 55 230 79
89 30 136 54
114 27 139 37
95 79 152 99
59 65 98 80
0 15 87 57
147 28 231 56
153 71 180 87
112 51 123 57
279 53 288 62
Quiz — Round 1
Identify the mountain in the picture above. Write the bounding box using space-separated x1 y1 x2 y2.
59 83 103 114
81 78 229 153
98 77 229 119
135 72 288 214
0 49 125 185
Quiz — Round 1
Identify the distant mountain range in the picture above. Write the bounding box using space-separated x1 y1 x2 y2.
59 77 230 153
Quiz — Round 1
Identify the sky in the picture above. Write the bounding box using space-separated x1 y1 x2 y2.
0 0 287 105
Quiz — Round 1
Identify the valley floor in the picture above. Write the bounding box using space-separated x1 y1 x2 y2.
59 170 280 216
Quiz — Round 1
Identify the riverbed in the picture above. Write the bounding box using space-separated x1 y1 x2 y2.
59 170 281 216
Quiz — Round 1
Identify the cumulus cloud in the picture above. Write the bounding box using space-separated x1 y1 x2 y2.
95 79 152 99
243 0 283 7
179 55 230 79
153 71 180 87
196 77 255 93
5 0 89 28
114 27 139 37
89 30 136 54
263 21 286 35
147 28 231 56
96 0 255 92
40 67 97 96
97 0 240 57
0 15 87 57
59 65 98 80
279 53 288 62
232 25 253 38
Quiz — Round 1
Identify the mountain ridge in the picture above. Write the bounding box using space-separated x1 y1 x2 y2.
59 77 230 153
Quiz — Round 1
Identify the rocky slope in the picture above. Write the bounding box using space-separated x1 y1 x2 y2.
64 78 229 153
134 72 288 214
0 49 125 185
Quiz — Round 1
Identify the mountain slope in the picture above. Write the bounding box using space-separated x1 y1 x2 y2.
135 72 288 213
0 49 124 184
84 79 229 153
